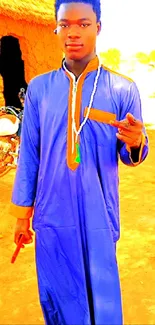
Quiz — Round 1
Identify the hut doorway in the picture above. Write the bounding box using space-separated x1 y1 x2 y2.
0 35 27 108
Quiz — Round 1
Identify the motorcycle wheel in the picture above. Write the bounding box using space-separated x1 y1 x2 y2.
0 166 13 177
0 136 18 177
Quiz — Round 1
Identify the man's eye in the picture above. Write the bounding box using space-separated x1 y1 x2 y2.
81 24 90 28
60 25 69 28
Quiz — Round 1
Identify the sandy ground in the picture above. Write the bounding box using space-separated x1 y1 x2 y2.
0 128 155 325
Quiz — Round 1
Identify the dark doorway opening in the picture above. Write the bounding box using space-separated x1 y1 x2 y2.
0 35 27 108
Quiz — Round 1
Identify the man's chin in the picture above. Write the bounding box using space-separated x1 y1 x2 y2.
65 52 84 61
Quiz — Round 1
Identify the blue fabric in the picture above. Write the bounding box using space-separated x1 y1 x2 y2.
12 62 148 324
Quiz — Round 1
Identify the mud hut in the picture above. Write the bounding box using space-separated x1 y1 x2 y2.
0 0 62 107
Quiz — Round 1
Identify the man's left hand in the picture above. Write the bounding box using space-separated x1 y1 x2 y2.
111 113 143 148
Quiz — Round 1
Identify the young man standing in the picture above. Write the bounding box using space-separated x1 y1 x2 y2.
11 0 148 324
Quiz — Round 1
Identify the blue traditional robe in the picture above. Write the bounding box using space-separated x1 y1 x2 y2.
11 56 148 325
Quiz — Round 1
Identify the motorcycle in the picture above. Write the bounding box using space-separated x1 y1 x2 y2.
0 88 25 177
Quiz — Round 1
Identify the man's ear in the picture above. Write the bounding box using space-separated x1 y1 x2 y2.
97 21 102 35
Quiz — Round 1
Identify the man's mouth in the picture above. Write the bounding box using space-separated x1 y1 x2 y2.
66 43 83 49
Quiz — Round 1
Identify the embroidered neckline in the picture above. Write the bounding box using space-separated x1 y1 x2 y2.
63 56 101 162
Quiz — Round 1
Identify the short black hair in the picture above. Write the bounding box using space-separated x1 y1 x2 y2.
54 0 101 22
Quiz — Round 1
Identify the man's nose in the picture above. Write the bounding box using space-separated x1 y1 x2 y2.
68 25 81 38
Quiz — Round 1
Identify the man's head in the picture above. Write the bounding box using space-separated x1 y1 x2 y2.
54 0 101 61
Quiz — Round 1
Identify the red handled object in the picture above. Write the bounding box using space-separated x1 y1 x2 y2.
11 234 25 263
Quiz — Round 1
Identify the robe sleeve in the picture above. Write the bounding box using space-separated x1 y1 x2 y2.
10 80 40 219
117 81 148 166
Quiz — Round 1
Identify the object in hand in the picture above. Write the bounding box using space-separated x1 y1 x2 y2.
11 234 25 263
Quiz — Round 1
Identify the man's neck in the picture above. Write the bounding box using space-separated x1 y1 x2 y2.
64 53 96 78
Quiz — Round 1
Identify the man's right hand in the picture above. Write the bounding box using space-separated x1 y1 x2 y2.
14 218 33 245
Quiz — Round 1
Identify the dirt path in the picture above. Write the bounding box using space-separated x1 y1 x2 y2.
0 129 155 325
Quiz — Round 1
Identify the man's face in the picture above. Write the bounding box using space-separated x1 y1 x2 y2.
56 2 101 60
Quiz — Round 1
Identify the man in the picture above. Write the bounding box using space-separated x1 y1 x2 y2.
11 0 148 324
